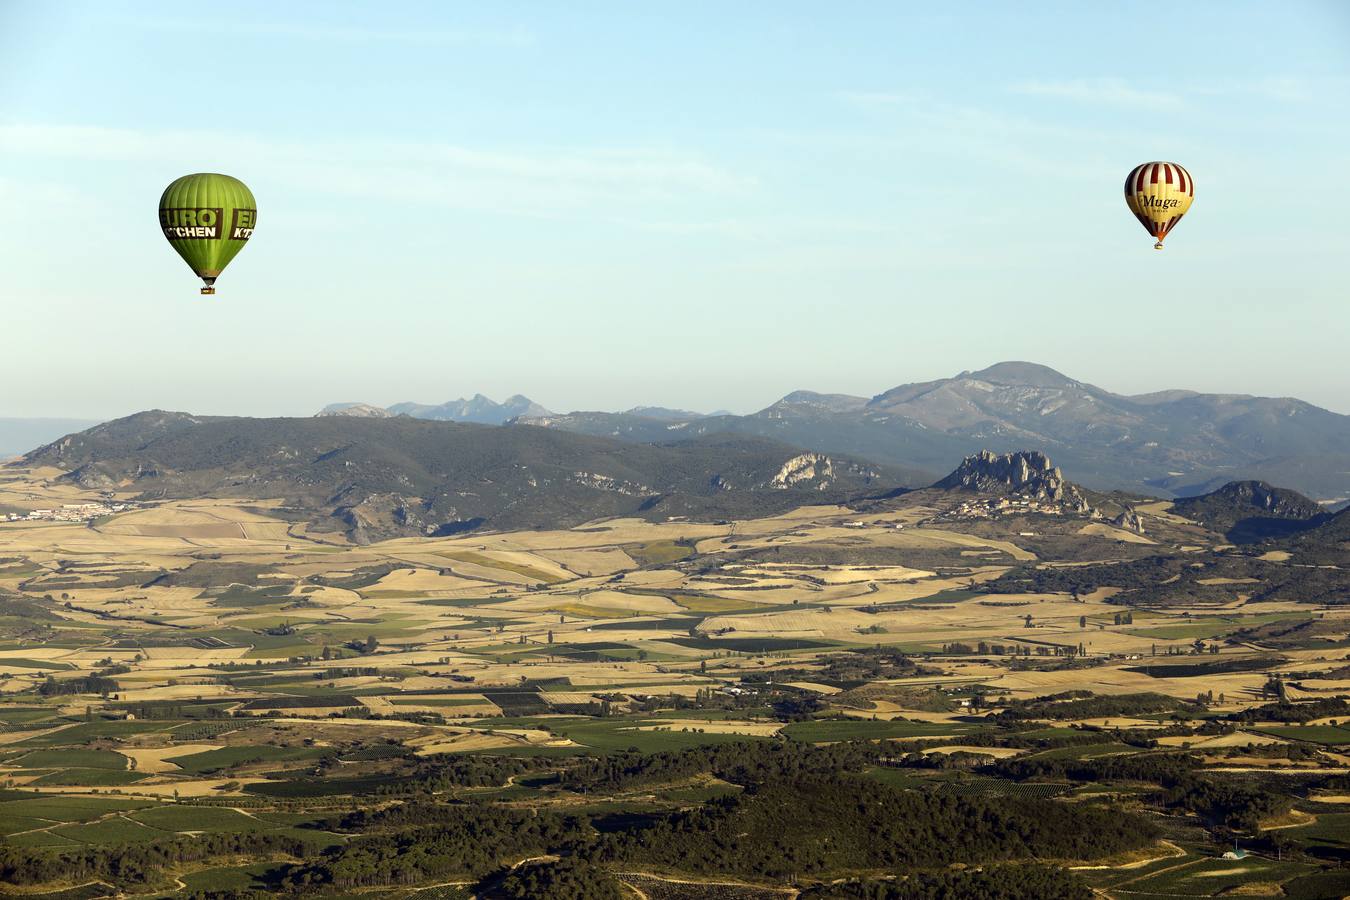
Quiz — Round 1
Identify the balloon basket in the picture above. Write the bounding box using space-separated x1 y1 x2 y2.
1153 241 1164 250
200 286 216 295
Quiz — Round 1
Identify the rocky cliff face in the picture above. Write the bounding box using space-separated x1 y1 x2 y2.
935 450 1091 513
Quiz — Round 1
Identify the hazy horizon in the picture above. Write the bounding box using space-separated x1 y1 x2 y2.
6 356 1350 423
3 2 1348 419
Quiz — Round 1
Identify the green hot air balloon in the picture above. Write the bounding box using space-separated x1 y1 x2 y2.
158 173 256 295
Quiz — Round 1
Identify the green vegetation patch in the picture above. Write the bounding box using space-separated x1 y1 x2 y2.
1123 856 1315 896
12 720 173 747
438 552 564 584
166 744 328 775
1254 725 1350 745
31 768 151 786
549 717 768 753
782 718 970 743
0 795 152 826
670 593 764 613
52 816 170 845
238 694 361 710
0 707 59 725
390 695 493 707
13 748 129 770
180 862 278 893
131 805 264 833
209 583 296 608
3 830 84 848
667 636 830 652
626 540 695 567
415 596 518 607
0 657 76 671
0 814 50 836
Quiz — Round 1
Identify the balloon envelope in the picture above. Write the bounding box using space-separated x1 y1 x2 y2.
1124 162 1193 250
158 173 256 293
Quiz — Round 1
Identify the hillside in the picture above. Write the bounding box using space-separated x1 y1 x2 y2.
19 413 910 541
510 362 1350 502
1172 480 1327 542
1278 504 1350 565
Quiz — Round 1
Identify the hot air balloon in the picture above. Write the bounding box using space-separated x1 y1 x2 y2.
158 173 256 294
1124 162 1193 250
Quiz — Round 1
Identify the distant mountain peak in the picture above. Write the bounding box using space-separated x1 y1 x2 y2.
965 361 1078 388
385 394 554 425
771 391 869 415
317 403 395 419
623 406 707 421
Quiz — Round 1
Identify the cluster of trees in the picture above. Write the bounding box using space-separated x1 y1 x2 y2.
37 674 118 697
561 739 882 793
1229 696 1350 723
281 807 592 889
1166 777 1293 831
991 691 1195 722
992 751 1288 832
0 831 308 887
594 777 1157 879
986 552 1349 607
743 648 939 686
494 857 623 900
993 751 1202 787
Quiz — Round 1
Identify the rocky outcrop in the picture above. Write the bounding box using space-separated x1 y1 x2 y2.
1113 507 1145 534
771 453 835 489
935 450 1091 513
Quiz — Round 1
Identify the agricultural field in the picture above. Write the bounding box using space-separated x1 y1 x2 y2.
0 469 1348 897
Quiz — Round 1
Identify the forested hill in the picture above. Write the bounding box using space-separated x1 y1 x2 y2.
1172 480 1327 542
20 412 914 541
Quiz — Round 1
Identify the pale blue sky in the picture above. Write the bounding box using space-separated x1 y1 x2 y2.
2 1 1348 418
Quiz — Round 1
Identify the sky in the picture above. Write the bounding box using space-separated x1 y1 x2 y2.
2 1 1348 419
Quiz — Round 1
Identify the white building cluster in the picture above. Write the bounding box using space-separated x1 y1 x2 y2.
6 501 129 522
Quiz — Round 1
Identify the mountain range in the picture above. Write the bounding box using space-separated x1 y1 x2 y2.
321 362 1350 503
21 412 912 542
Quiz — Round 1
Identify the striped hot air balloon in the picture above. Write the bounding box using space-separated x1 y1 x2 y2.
1124 161 1194 250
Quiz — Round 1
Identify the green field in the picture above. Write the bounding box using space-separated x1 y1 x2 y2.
1254 725 1350 745
0 795 154 828
180 862 278 893
1115 855 1316 896
166 744 327 774
12 720 173 747
626 540 694 567
13 748 128 770
53 816 170 845
437 551 565 584
132 805 266 832
782 718 970 743
31 768 151 786
0 657 75 670
545 717 765 753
